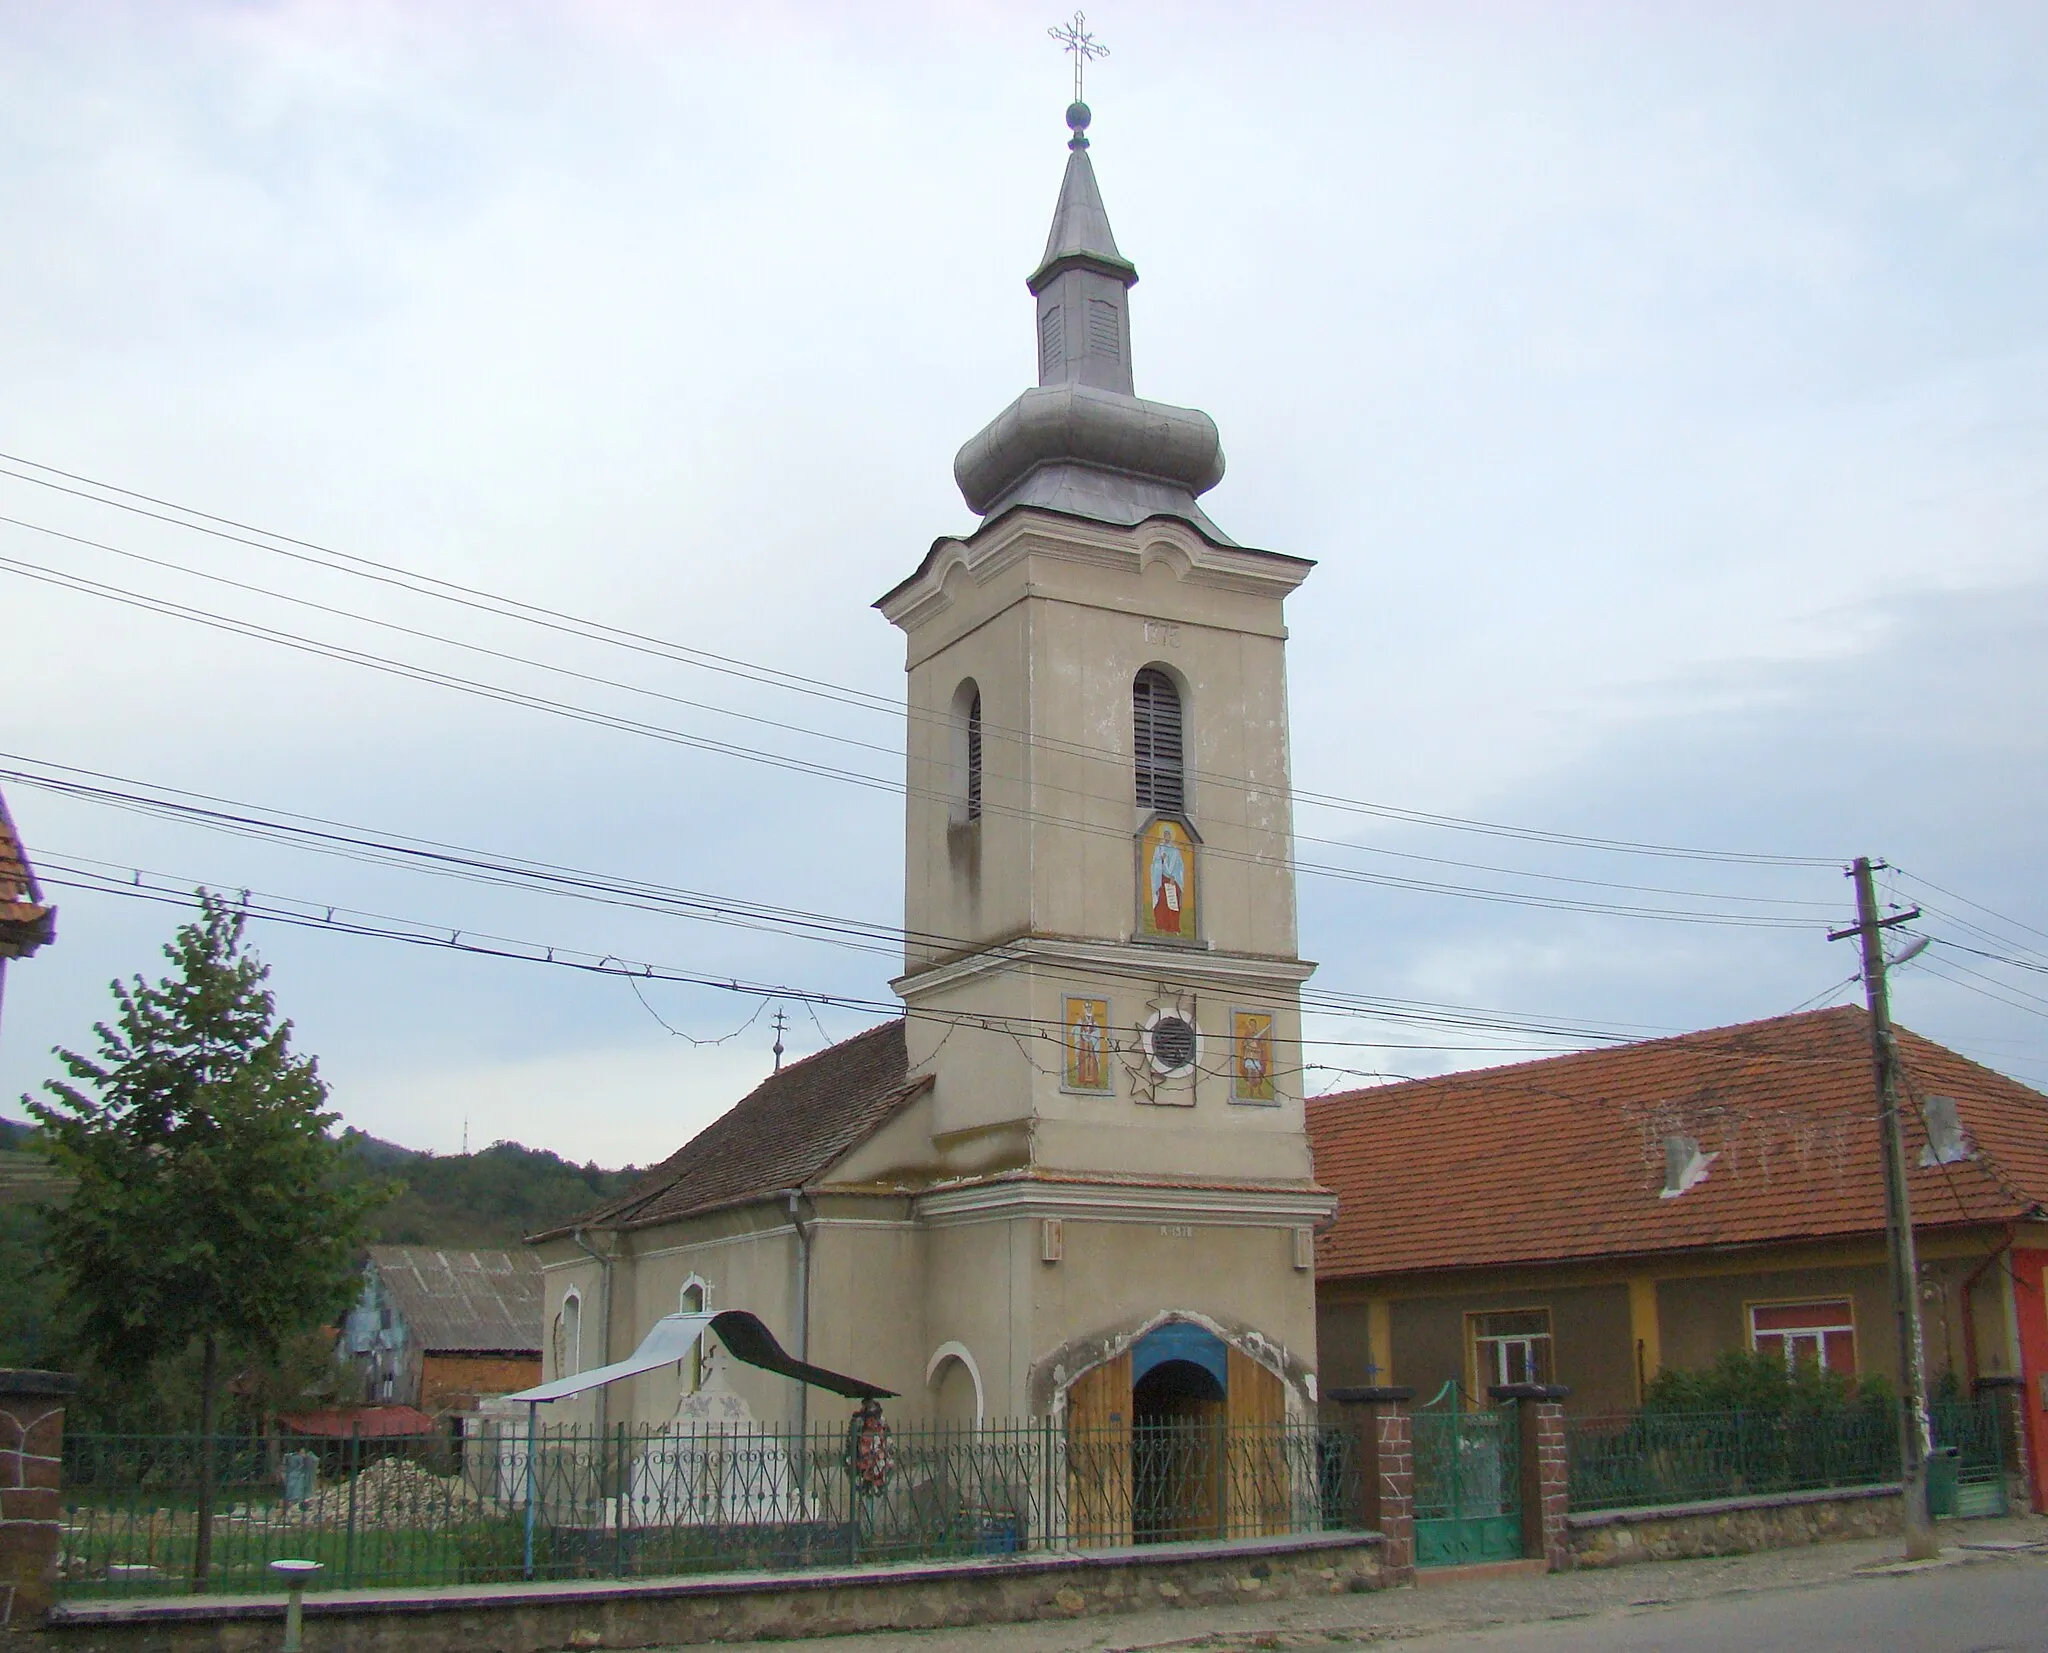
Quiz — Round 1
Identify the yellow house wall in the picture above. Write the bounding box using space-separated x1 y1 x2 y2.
1318 1228 2022 1416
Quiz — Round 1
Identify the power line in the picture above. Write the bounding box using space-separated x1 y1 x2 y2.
35 861 1634 1060
0 545 1833 929
0 512 1845 916
0 451 1839 868
6 760 1669 1044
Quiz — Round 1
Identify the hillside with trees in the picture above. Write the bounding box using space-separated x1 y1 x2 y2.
344 1131 639 1249
0 1116 638 1372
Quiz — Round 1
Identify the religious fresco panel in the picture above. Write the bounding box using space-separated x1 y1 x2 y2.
1135 815 1199 942
1230 1009 1277 1104
1063 995 1114 1094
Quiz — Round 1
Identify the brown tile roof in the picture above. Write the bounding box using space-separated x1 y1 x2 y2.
536 1018 924 1240
1308 1006 2048 1283
0 789 56 960
366 1246 543 1354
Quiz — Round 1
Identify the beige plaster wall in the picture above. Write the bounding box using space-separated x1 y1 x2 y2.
1032 1217 1319 1401
902 972 1313 1182
897 522 1303 980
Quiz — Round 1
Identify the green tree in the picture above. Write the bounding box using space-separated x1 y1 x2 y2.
28 895 388 1591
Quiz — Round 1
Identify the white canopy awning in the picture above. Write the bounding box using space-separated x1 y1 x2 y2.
504 1311 713 1404
504 1309 898 1405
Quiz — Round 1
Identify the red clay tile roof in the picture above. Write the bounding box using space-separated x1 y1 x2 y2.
1308 1006 2048 1283
0 789 56 960
278 1404 435 1438
534 1019 923 1240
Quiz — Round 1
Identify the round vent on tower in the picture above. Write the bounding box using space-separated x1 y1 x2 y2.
1143 1012 1198 1077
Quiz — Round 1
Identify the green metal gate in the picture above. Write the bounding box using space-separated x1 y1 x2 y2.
1412 1381 1521 1567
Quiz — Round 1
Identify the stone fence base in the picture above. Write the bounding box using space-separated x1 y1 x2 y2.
39 1531 1387 1653
1567 1484 1900 1568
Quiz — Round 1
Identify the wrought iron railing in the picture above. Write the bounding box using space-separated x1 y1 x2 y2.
1565 1400 2007 1514
57 1418 1364 1598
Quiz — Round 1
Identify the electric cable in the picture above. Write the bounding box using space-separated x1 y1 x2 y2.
0 451 1840 868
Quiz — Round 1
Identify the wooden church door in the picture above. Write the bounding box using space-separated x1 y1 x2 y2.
1066 1351 1133 1546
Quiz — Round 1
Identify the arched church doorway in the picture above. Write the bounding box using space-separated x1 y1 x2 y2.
1131 1353 1224 1541
1066 1320 1290 1546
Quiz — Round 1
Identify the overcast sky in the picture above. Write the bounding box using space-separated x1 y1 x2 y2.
3 1 2045 1166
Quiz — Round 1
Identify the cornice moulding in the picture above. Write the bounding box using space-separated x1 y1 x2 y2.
877 510 1312 632
893 935 1318 1001
914 1177 1336 1229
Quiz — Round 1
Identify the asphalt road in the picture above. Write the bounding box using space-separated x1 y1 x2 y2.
1368 1554 2048 1652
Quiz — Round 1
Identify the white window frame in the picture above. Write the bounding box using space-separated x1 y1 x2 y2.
1468 1308 1554 1391
1748 1298 1856 1373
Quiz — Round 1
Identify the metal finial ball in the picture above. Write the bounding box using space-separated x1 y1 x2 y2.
1066 101 1091 132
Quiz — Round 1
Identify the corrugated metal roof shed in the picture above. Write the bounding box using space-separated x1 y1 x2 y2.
366 1246 543 1354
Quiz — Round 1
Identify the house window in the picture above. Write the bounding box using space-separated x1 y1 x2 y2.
1470 1309 1553 1390
1133 669 1185 815
1750 1300 1856 1373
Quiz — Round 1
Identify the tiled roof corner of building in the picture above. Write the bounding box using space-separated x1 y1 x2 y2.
0 786 57 960
529 1018 916 1243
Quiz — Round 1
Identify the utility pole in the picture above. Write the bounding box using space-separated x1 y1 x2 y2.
771 1008 788 1073
1830 856 1938 1561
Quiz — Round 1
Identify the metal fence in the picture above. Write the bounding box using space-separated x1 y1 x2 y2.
58 1418 1363 1599
1565 1399 2007 1515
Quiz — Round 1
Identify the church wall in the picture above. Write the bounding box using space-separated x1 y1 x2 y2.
1016 552 1299 964
801 1204 930 1419
901 971 1312 1184
536 1200 933 1433
1030 1216 1318 1407
897 525 1304 1000
900 594 1035 981
922 1213 1034 1418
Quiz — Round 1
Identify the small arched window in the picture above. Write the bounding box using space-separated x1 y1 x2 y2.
559 1291 582 1379
1132 669 1185 814
966 690 983 822
950 679 983 827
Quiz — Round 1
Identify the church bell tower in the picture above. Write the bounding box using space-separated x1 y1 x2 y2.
877 99 1331 1423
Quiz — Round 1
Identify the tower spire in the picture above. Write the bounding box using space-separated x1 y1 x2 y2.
950 87 1229 540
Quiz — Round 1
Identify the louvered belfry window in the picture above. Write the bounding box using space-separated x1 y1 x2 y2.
966 690 984 822
1132 669 1185 814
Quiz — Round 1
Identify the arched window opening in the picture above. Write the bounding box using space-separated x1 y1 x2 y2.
967 690 983 822
558 1291 583 1379
950 679 984 828
1132 669 1185 815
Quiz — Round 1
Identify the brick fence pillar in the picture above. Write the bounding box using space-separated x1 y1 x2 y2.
1329 1385 1415 1585
1 1369 77 1630
1975 1375 2030 1513
1492 1383 1570 1572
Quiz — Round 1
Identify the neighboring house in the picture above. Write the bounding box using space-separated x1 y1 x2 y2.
342 1247 543 1414
1307 1006 2048 1511
0 786 57 1037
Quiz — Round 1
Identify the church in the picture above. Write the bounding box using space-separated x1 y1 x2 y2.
530 97 1332 1449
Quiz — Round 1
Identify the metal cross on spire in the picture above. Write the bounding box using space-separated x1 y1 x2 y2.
1048 10 1108 104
